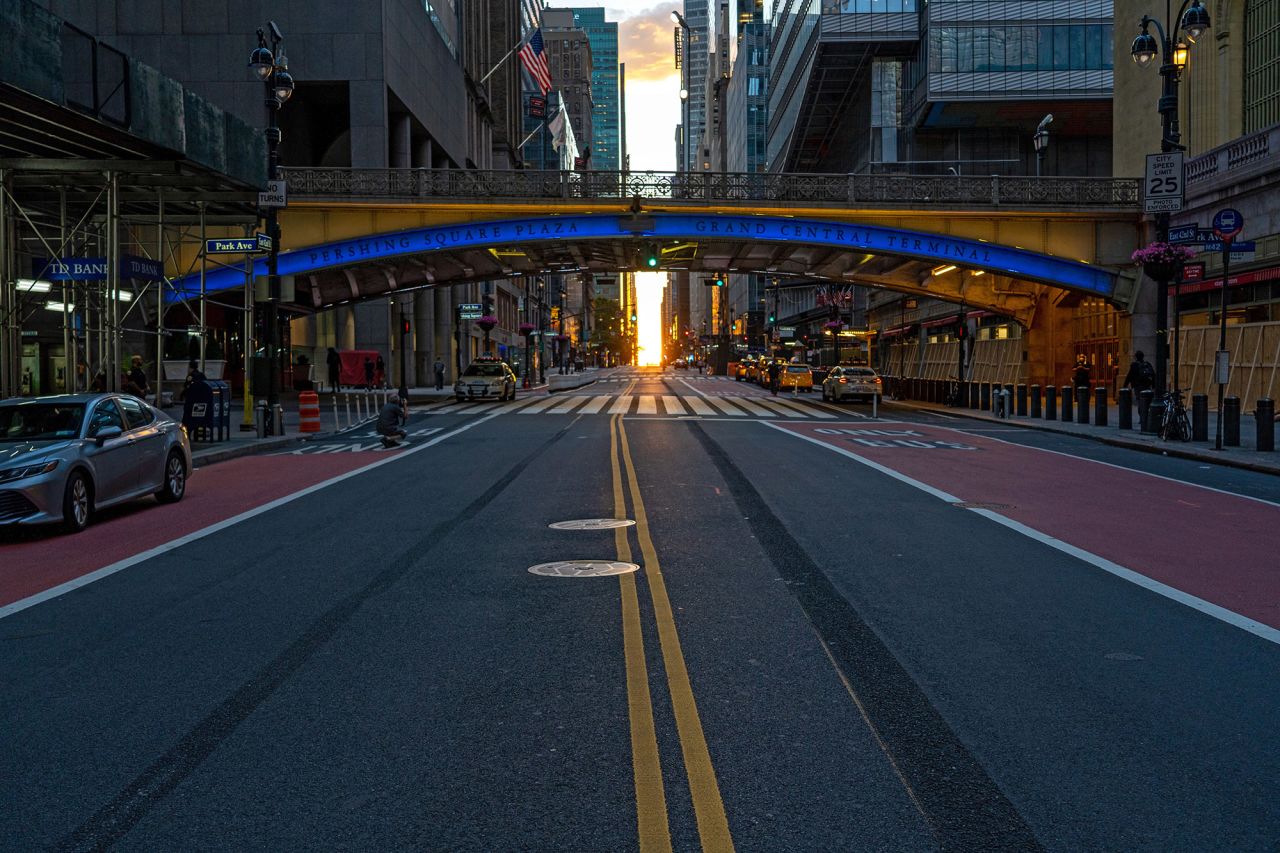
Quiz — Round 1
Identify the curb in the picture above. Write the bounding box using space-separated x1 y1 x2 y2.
896 401 1280 476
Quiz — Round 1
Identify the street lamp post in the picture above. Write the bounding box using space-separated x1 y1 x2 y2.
1130 0 1210 397
248 23 294 433
1033 114 1052 177
672 11 690 174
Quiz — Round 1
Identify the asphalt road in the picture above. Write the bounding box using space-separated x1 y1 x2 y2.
3 367 1278 851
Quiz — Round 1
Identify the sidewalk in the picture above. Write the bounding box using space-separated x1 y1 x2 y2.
891 397 1280 475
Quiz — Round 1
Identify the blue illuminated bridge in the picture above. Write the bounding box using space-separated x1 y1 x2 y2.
179 169 1143 324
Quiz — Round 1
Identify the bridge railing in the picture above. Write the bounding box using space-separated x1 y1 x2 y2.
281 168 1140 210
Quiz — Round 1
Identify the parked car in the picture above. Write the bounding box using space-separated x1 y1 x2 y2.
779 363 814 392
455 358 517 402
0 393 193 533
822 365 883 403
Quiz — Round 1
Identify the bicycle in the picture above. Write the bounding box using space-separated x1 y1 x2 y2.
943 378 963 407
1156 389 1191 442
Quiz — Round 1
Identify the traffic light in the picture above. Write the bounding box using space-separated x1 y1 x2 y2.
400 318 411 335
643 245 659 268
713 274 725 287
768 313 775 324
630 313 637 322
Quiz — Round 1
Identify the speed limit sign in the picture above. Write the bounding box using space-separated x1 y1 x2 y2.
1143 152 1184 213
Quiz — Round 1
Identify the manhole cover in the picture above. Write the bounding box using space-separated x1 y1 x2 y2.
528 560 640 578
548 519 636 530
953 502 1014 510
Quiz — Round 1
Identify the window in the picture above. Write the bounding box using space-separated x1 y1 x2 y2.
88 400 124 436
118 396 153 428
1085 25 1102 70
1037 27 1054 71
1053 26 1069 70
1069 25 1086 70
957 28 973 72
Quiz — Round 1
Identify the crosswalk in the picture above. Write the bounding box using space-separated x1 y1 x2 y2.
420 393 841 419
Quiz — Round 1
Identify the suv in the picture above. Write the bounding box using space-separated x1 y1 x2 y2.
455 358 517 402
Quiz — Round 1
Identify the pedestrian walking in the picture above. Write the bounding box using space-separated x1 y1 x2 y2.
1072 355 1091 391
1122 350 1155 393
374 354 386 389
376 393 408 447
767 359 781 395
326 347 341 393
433 358 446 391
363 357 375 391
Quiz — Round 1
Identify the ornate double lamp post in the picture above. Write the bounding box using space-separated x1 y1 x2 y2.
248 23 294 428
1130 0 1210 396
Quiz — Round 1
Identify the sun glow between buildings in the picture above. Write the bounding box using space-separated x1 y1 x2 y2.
634 272 666 366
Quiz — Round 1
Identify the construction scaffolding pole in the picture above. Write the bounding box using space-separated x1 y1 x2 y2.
156 190 165 404
107 171 121 391
0 168 12 399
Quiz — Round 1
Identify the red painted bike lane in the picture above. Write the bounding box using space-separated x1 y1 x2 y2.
771 421 1280 633
0 451 388 612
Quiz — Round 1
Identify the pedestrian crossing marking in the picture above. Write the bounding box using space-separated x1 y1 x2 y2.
608 395 632 415
766 397 836 419
578 396 610 415
682 396 716 416
734 398 775 417
635 396 658 415
704 397 747 416
661 395 687 415
548 395 590 414
518 396 561 413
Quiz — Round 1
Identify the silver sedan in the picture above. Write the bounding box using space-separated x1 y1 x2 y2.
0 393 193 533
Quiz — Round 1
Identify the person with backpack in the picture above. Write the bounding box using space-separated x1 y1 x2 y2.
1072 356 1091 391
1122 350 1155 393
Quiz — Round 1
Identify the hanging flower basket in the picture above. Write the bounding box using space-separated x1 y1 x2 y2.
476 314 498 332
518 322 536 336
1132 242 1196 281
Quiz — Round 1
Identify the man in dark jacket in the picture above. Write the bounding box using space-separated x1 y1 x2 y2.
1072 356 1091 390
377 394 408 447
326 347 341 393
1122 350 1155 392
767 359 781 395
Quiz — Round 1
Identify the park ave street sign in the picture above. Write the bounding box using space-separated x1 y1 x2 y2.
1143 152 1184 214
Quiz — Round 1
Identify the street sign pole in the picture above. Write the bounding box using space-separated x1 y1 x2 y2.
1211 208 1243 451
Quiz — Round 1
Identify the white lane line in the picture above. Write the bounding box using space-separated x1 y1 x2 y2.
661 395 688 415
768 398 837 419
609 395 633 415
705 397 748 417
0 413 504 621
678 378 711 398
518 396 561 414
577 395 611 415
682 395 716 416
548 395 592 414
764 421 1280 648
635 396 658 415
733 398 776 417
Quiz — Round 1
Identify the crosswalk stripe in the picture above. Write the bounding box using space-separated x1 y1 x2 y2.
609 395 632 415
754 399 805 418
518 396 561 413
661 395 687 415
733 398 775 417
767 397 835 419
634 396 657 415
504 395 545 412
682 395 716 416
548 395 592 414
577 395 611 414
705 397 747 416
464 402 501 414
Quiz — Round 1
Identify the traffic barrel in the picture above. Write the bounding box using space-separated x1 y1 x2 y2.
299 390 321 433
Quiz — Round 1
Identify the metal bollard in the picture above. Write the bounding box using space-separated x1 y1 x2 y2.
333 395 341 432
981 382 991 410
1061 385 1073 422
1016 384 1028 416
1138 390 1154 433
1075 386 1089 424
1257 399 1275 452
1000 389 1012 418
255 400 268 438
1030 385 1042 418
1003 384 1015 412
1118 388 1132 430
1224 396 1241 447
344 394 352 428
1093 386 1107 427
1045 385 1057 420
1191 394 1209 441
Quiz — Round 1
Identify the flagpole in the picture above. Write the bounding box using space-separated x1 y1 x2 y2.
480 29 532 85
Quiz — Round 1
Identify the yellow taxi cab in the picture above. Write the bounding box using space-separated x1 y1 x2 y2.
735 357 755 382
778 362 814 392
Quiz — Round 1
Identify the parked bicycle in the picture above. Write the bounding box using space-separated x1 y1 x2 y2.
1157 389 1191 442
944 378 963 407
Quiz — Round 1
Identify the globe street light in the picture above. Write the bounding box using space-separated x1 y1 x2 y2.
247 22 294 432
1033 113 1052 177
1129 0 1210 399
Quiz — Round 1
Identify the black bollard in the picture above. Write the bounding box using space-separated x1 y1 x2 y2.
1118 388 1132 430
1075 386 1089 424
981 382 991 410
1139 390 1155 433
1031 384 1042 418
1257 399 1275 452
1061 385 1073 422
1016 384 1028 416
1191 394 1208 441
1224 396 1241 447
1094 386 1108 427
970 382 980 409
1045 385 1057 420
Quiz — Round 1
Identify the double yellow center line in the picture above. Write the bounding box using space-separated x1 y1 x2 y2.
610 413 734 853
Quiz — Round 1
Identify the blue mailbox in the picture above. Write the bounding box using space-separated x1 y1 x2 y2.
182 380 230 442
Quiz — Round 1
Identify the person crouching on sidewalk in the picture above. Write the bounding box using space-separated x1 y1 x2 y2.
377 394 408 447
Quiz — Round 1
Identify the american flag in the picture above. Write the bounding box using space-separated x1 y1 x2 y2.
519 28 553 96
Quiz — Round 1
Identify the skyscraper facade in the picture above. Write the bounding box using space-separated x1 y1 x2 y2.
682 0 711 171
569 8 621 171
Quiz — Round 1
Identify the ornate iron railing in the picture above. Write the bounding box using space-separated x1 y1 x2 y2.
281 168 1141 209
